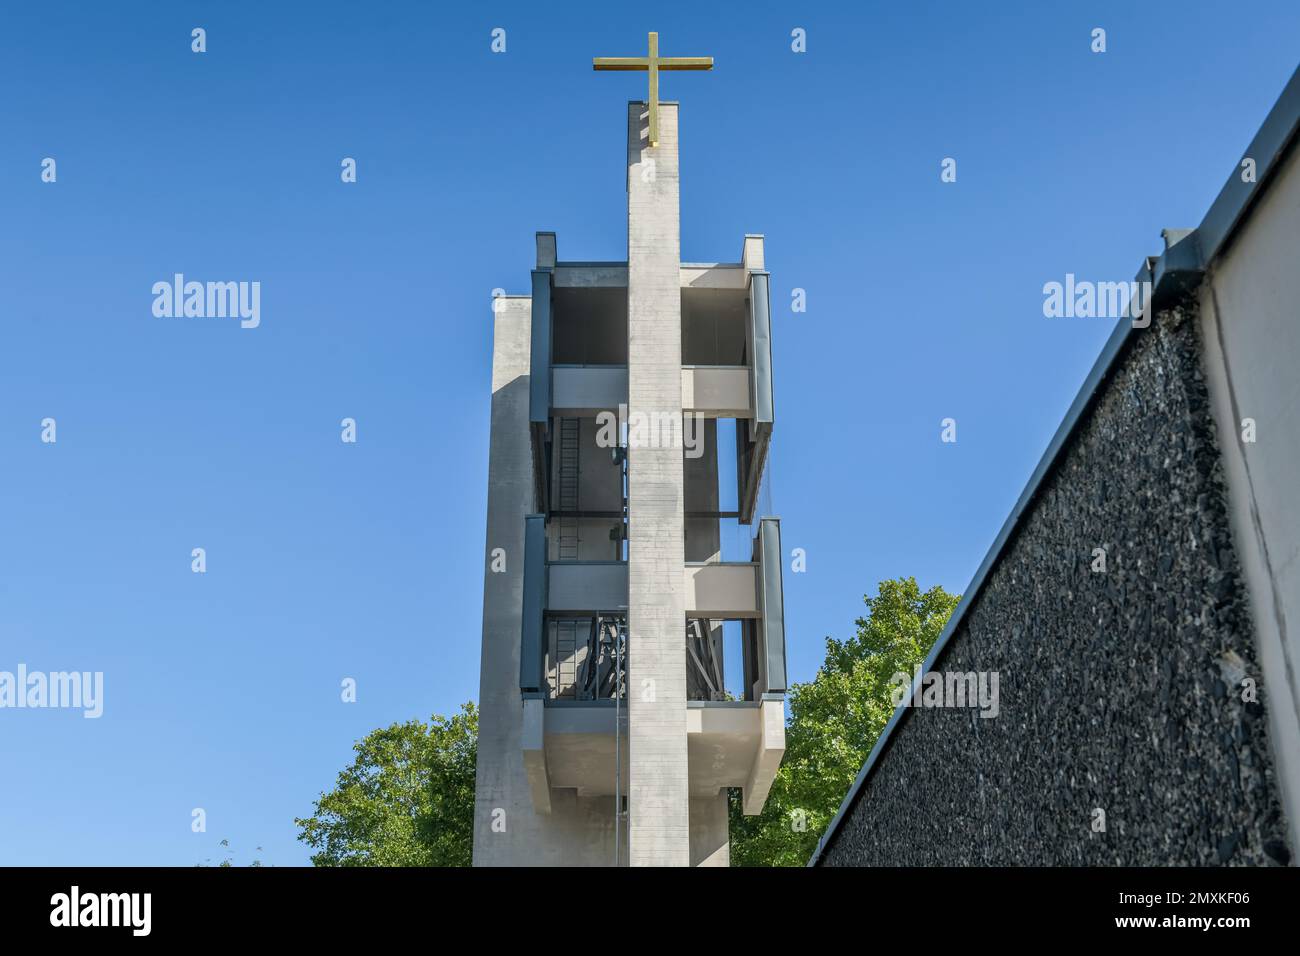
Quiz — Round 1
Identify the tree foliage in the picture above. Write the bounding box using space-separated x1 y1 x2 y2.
294 578 955 868
729 577 960 866
295 702 477 866
196 838 265 867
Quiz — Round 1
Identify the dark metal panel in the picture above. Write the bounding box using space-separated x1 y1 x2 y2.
528 270 553 512
519 514 548 695
528 269 552 426
742 618 759 701
735 420 753 519
749 271 774 426
756 517 787 694
738 429 771 526
735 271 774 524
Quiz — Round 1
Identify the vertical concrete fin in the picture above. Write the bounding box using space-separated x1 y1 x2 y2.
625 100 691 866
536 232 557 270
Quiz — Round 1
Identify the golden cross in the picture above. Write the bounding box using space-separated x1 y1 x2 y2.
593 32 713 148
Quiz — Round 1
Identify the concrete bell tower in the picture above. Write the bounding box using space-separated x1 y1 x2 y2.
472 35 787 867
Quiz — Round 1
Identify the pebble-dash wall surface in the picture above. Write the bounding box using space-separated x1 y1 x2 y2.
819 305 1291 866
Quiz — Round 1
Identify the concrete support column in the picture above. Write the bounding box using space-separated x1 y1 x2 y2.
473 296 619 867
689 794 730 866
625 100 690 866
472 297 536 864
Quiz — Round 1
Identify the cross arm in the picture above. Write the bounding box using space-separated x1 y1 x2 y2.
593 58 650 70
657 58 714 70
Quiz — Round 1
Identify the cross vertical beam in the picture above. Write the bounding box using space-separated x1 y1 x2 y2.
647 32 659 147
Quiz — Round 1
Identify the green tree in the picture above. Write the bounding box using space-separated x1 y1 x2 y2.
729 577 960 866
296 702 477 866
197 838 265 867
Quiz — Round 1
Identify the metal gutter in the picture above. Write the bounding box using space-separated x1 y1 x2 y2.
1196 65 1300 267
808 62 1300 866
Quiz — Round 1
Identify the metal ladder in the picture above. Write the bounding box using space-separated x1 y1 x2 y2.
551 619 578 698
549 421 581 698
557 418 580 560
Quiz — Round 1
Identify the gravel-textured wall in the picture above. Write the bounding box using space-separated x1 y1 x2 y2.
820 305 1291 866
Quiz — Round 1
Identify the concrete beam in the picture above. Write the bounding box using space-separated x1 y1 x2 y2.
681 366 752 418
543 705 630 796
551 262 757 291
554 263 628 288
680 263 747 289
743 699 786 815
684 562 760 618
547 562 629 614
521 697 552 814
551 365 628 415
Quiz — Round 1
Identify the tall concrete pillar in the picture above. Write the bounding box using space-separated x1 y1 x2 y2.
625 100 690 865
472 295 619 867
472 296 537 865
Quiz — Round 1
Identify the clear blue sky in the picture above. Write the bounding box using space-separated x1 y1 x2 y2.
1 1 1296 865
